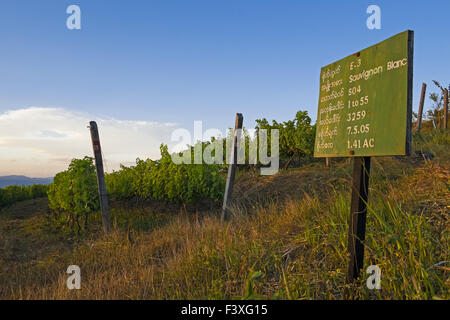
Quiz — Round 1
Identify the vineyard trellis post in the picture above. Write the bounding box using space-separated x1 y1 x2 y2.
416 82 426 133
444 88 448 130
221 113 243 221
89 121 111 234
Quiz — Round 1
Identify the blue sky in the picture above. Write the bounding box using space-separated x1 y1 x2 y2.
0 0 449 176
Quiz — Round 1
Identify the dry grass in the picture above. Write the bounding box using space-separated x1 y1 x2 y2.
0 131 448 300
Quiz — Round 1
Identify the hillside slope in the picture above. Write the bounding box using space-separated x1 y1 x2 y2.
0 132 448 299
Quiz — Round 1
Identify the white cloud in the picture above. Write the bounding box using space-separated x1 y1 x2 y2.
0 107 179 177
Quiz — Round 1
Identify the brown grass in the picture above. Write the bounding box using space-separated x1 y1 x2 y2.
0 131 448 300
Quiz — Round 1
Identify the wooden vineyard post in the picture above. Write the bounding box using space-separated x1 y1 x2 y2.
444 89 448 130
89 121 111 234
221 113 243 221
347 157 371 282
416 83 426 133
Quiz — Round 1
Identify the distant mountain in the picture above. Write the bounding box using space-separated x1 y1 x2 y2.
0 175 53 188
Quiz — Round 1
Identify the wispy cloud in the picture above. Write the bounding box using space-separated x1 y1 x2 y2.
0 107 179 177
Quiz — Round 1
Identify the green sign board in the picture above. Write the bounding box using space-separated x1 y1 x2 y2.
314 30 414 158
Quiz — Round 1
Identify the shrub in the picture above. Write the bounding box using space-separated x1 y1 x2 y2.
106 144 225 204
47 157 99 233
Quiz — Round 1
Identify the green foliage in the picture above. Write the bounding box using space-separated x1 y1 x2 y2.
44 108 315 229
426 80 449 128
106 144 225 204
244 271 266 300
256 110 316 168
165 109 316 170
47 157 99 233
0 184 48 208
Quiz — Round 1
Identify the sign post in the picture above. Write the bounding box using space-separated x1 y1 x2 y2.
314 31 413 282
221 113 243 221
89 121 111 234
444 89 448 130
347 156 371 282
417 83 427 134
